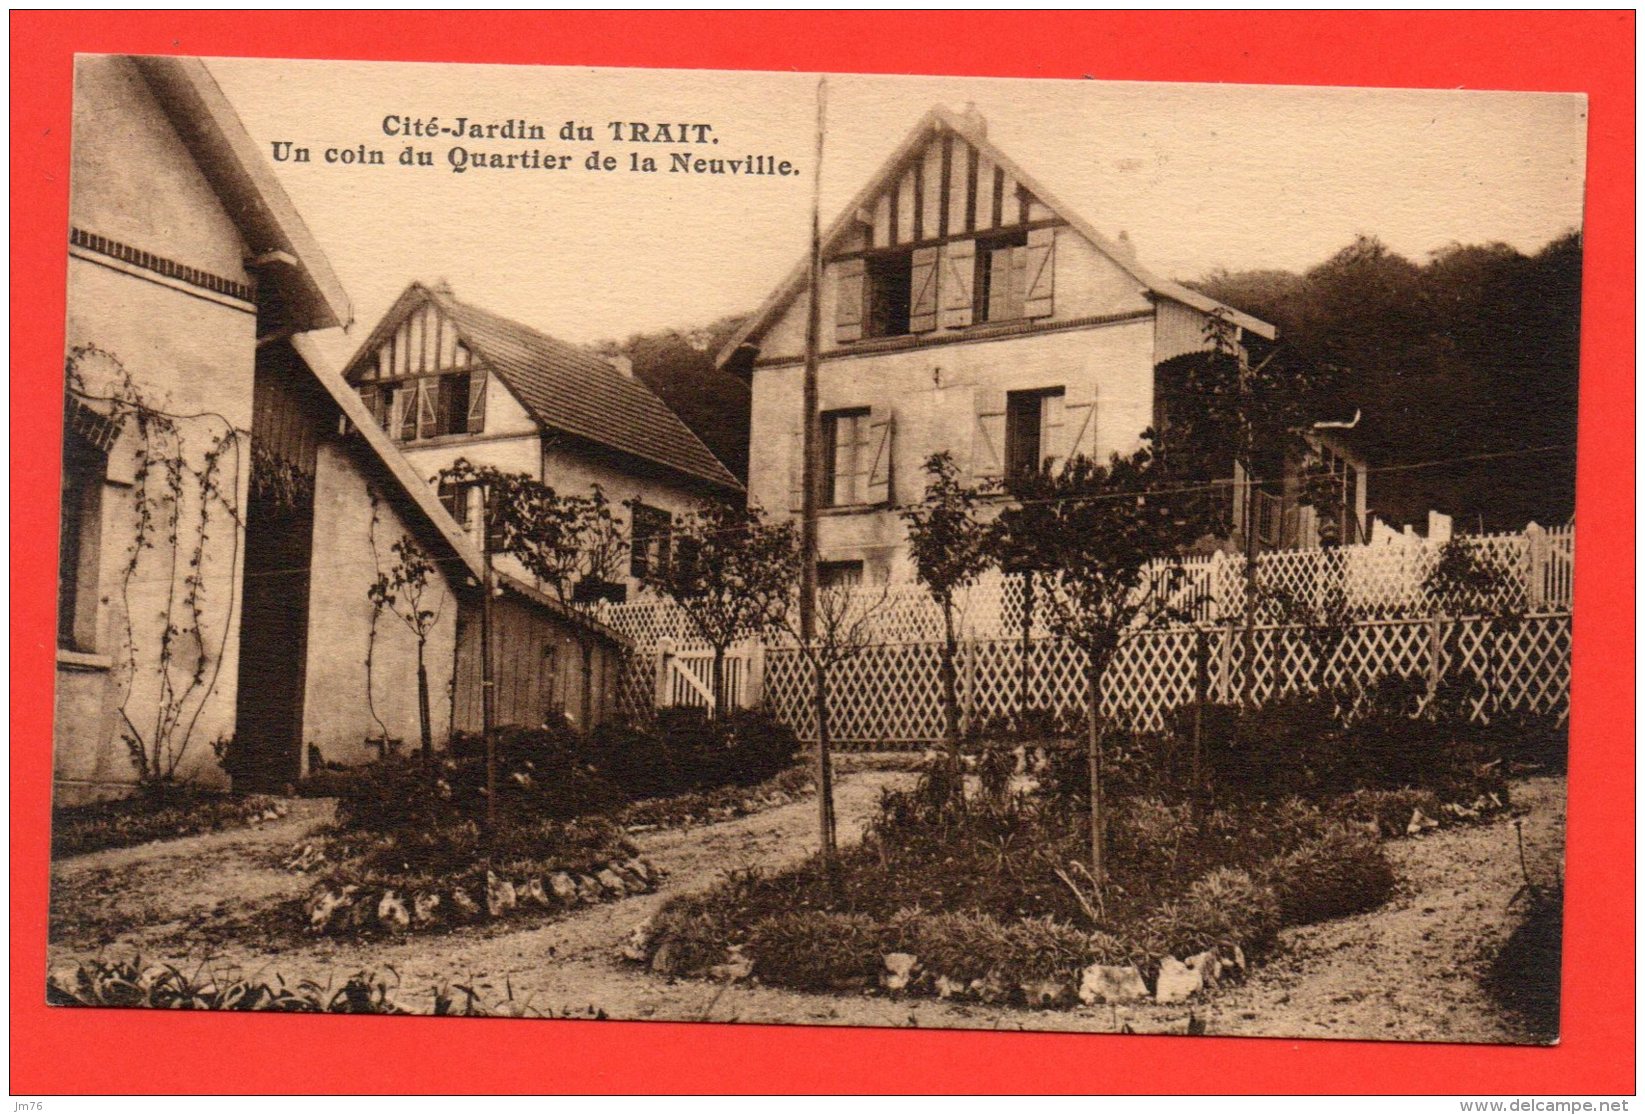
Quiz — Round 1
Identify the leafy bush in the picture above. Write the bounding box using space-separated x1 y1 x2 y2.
1143 868 1282 958
52 786 287 858
747 912 885 990
1259 828 1396 926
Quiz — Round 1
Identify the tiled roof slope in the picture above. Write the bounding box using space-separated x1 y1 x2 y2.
424 287 740 492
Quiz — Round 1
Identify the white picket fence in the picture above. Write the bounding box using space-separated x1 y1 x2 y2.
604 524 1575 743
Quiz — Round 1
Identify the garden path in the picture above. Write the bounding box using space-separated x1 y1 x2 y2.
48 773 1563 1045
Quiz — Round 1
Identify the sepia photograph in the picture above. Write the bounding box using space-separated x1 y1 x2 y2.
47 49 1585 1049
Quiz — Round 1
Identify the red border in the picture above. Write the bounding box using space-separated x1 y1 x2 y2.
11 12 1634 1096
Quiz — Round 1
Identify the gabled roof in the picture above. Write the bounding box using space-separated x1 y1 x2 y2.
291 334 629 648
717 104 1275 369
132 56 350 331
347 283 741 493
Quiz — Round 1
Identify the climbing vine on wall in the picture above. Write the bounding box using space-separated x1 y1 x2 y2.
65 344 247 784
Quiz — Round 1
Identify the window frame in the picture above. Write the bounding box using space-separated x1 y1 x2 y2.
58 426 107 652
974 229 1029 324
819 406 872 508
629 502 673 580
1004 386 1064 481
862 249 914 339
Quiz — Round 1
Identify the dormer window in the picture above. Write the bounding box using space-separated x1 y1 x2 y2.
974 229 1028 323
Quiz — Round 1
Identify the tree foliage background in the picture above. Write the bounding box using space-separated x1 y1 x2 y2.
1190 232 1581 531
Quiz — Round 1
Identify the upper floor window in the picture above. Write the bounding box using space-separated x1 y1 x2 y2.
629 502 672 579
361 371 480 443
975 230 1029 324
863 251 914 339
1005 387 1064 481
820 407 872 507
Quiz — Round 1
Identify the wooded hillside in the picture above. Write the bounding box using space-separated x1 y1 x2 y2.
1193 233 1581 531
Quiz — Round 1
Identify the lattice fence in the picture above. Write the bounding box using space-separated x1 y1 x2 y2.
760 613 1572 746
600 524 1573 648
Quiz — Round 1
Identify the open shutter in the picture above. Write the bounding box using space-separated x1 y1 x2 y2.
834 258 866 344
865 405 894 506
909 246 939 333
395 387 417 441
973 387 1008 484
416 380 438 439
1022 227 1055 318
787 426 805 513
987 248 1013 323
466 369 488 433
1040 391 1068 475
1056 378 1097 471
940 239 975 328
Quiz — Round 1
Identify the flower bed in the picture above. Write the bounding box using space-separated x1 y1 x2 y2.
52 786 289 858
288 709 807 937
628 690 1522 1009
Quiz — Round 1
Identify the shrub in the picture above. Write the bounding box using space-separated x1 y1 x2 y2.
1259 828 1396 926
52 786 287 858
1143 868 1281 958
747 912 885 990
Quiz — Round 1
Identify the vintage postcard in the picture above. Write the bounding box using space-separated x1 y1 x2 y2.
48 53 1584 1047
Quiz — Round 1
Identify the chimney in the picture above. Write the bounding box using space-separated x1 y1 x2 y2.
430 277 454 297
1115 230 1138 263
612 353 634 379
959 102 987 138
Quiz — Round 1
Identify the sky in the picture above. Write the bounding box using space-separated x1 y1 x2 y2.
206 58 1588 365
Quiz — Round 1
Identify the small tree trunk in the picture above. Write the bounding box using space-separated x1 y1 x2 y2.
813 656 837 862
712 643 728 720
579 637 595 732
939 601 961 745
1086 660 1106 889
416 640 433 760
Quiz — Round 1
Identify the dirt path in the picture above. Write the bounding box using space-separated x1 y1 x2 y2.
49 775 1564 1043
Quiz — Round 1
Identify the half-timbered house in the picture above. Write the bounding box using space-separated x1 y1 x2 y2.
340 283 743 596
720 105 1280 582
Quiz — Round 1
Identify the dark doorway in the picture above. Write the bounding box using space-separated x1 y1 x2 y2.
230 344 323 791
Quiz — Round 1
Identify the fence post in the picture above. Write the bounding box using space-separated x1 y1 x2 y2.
1426 617 1444 702
1218 620 1238 704
653 637 675 710
1524 522 1548 612
744 640 766 709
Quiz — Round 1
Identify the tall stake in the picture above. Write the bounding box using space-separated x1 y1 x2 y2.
480 546 498 832
801 76 834 862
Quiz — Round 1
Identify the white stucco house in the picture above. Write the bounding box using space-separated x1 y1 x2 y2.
719 105 1280 583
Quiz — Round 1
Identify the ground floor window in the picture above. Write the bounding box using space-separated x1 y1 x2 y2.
58 425 106 652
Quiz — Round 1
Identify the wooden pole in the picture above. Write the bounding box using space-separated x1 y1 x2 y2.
480 547 498 832
801 76 833 861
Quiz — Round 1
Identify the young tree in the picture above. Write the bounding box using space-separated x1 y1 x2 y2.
367 536 448 759
436 459 627 728
1004 444 1217 896
899 452 992 744
634 500 797 718
989 466 1065 733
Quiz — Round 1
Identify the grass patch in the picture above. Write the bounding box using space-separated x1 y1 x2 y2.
52 786 288 858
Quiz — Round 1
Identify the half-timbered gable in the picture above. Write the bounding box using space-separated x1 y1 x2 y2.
723 105 1277 582
342 283 742 595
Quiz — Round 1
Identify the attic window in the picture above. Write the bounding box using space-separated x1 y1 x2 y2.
975 230 1028 323
863 251 913 338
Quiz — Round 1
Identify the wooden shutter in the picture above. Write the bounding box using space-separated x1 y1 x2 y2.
416 380 438 439
1055 378 1097 471
909 246 939 333
973 387 1008 483
395 387 417 441
466 369 488 433
865 405 894 505
940 240 975 328
788 426 805 513
1023 227 1055 318
834 258 866 343
1040 391 1068 475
